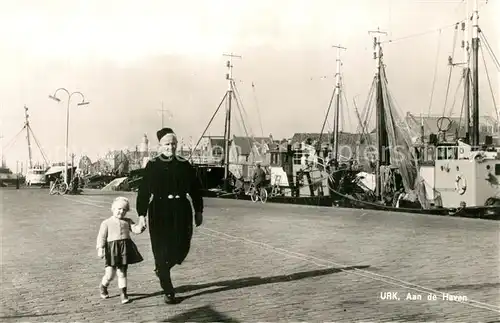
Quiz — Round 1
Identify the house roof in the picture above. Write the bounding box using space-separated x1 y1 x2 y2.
406 114 466 136
290 132 375 145
406 113 498 142
232 136 272 155
290 133 329 145
251 136 274 145
209 138 225 149
268 142 288 152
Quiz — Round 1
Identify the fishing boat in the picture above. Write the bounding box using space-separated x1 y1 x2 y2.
189 54 332 205
22 106 50 186
0 130 18 187
1 105 50 186
325 0 500 219
0 164 19 187
127 1 499 219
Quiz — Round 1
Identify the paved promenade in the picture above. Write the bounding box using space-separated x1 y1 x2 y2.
1 188 499 322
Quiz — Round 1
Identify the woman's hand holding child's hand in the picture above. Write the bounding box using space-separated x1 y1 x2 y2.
131 223 144 234
137 216 147 233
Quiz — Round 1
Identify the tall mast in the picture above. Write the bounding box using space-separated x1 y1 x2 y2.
0 118 4 167
24 105 33 169
161 101 164 128
471 0 480 146
157 101 173 128
332 44 346 162
463 0 471 142
369 28 388 199
222 53 241 191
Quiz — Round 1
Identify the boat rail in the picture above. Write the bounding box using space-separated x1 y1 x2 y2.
189 156 224 165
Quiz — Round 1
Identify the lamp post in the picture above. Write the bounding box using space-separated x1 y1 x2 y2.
49 88 89 186
70 153 76 181
16 160 19 189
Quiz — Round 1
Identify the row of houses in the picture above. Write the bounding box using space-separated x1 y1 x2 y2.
193 132 376 166
191 113 500 167
77 114 499 175
405 113 500 143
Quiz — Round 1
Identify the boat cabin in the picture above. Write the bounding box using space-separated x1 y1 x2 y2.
417 137 500 208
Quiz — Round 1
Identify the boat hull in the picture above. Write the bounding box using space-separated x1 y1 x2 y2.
127 163 500 220
203 189 332 206
202 189 500 220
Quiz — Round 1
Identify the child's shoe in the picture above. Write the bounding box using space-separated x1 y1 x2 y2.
99 284 109 299
120 287 130 304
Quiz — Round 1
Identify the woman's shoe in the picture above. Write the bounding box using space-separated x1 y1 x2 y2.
164 293 177 304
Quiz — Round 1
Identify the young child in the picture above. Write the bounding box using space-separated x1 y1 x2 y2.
96 197 144 304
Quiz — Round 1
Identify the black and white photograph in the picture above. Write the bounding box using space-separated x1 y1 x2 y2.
1 0 499 321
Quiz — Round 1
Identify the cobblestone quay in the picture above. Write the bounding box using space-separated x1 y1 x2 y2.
1 188 499 321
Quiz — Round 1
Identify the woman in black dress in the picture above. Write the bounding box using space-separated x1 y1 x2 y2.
136 127 203 304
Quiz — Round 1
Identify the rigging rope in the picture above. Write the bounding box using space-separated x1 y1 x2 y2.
458 84 467 134
233 88 253 143
380 64 418 192
479 31 500 71
479 43 499 122
446 74 464 117
232 81 255 137
441 23 460 118
251 82 265 137
352 96 370 145
340 76 354 134
29 126 50 165
318 87 337 149
427 29 443 117
189 92 228 159
386 85 418 144
339 90 344 133
381 21 463 45
360 81 373 127
232 81 259 162
466 70 496 121
362 77 378 138
2 127 25 155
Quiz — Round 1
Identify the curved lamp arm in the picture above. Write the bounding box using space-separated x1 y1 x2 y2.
69 91 89 106
48 88 70 102
49 88 90 105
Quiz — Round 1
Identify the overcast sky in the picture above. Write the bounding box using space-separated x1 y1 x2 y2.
0 0 498 169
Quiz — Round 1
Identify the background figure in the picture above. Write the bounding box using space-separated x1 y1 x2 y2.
70 173 80 194
136 127 203 304
253 162 266 194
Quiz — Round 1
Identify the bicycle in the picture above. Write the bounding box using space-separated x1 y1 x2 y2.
248 182 268 203
269 174 282 198
232 178 246 199
269 183 282 198
49 179 68 195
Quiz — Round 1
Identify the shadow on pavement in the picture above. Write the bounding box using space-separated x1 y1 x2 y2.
131 265 370 303
434 282 500 292
0 312 69 320
161 305 239 322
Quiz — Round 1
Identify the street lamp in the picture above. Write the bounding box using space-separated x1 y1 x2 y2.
48 88 90 187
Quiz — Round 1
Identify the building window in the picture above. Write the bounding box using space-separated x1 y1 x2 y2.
293 150 303 165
